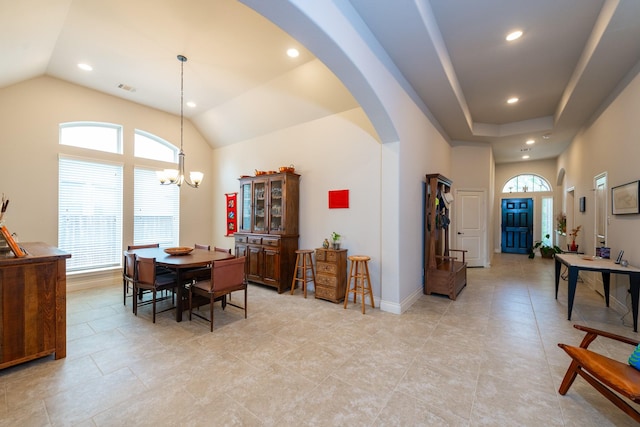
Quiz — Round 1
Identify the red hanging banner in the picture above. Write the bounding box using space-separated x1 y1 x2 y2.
225 193 237 236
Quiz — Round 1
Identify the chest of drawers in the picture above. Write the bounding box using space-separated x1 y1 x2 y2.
314 248 347 303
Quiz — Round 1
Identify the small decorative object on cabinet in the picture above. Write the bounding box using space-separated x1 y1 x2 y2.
315 248 347 303
424 174 467 300
330 231 341 250
235 171 300 293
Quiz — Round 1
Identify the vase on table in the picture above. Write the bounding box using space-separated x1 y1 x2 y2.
570 241 578 252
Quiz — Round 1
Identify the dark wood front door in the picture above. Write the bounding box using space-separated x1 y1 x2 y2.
501 198 533 254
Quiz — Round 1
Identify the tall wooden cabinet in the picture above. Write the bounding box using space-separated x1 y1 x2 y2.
235 172 300 293
0 242 71 369
424 174 467 300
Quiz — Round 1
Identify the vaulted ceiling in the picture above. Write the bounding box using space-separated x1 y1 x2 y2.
2 0 639 163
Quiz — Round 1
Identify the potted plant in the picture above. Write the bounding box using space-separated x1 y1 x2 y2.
556 212 567 234
529 234 562 259
568 225 582 252
331 232 341 250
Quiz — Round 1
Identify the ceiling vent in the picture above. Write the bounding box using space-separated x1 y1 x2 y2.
117 83 136 92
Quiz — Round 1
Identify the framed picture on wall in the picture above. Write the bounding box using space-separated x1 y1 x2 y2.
612 180 640 215
579 196 586 212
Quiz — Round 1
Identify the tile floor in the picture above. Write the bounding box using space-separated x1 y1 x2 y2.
1 253 639 426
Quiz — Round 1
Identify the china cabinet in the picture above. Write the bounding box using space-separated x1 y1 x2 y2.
235 172 299 293
424 173 467 300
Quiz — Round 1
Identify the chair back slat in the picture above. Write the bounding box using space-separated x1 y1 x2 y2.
214 247 232 254
194 243 210 250
124 252 136 278
212 257 246 292
128 243 160 250
136 256 156 286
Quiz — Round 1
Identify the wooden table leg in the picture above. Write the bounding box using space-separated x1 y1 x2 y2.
631 274 640 332
567 267 578 320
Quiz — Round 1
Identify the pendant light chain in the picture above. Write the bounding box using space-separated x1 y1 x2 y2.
179 54 186 153
156 54 203 188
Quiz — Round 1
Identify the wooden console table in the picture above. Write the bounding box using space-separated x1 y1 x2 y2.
0 242 71 369
554 253 640 331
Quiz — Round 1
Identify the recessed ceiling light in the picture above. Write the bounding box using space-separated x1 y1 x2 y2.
522 155 530 160
77 63 93 71
186 101 196 108
286 48 299 58
507 97 519 104
526 139 535 145
542 133 551 140
506 30 523 41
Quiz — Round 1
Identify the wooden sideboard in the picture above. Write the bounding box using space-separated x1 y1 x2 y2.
314 248 347 303
0 242 71 369
234 234 298 293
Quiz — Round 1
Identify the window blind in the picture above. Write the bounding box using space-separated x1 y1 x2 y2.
58 156 123 272
134 167 179 247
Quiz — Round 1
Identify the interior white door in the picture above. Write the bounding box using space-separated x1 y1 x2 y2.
455 190 486 267
595 173 607 247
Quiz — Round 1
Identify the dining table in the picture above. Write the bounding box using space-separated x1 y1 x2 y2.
124 246 235 322
554 253 640 331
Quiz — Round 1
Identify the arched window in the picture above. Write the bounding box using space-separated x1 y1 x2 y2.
60 122 122 154
134 130 177 162
502 174 551 193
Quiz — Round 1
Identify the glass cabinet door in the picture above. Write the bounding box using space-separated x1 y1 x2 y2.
239 182 252 232
269 178 283 233
252 180 267 232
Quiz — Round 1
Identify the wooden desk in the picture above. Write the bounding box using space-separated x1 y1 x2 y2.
554 253 640 331
0 242 71 369
124 247 234 322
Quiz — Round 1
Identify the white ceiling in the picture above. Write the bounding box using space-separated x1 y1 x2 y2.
2 0 639 163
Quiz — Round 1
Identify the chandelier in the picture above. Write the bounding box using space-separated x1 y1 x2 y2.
157 54 203 188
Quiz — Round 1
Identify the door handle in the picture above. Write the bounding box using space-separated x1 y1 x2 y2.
457 232 463 235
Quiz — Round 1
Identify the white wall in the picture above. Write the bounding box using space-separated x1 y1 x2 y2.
558 69 640 307
0 76 212 258
211 107 381 272
452 142 494 266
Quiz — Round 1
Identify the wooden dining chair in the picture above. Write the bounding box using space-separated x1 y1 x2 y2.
558 324 640 423
182 244 213 285
125 243 172 300
214 246 232 254
122 252 138 307
189 256 247 331
134 255 178 323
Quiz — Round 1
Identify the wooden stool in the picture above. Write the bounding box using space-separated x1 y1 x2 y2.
291 249 316 298
344 255 375 314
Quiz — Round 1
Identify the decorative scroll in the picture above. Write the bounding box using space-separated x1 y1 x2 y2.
225 193 237 236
